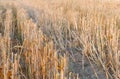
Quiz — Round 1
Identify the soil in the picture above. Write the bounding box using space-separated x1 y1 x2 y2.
68 52 106 79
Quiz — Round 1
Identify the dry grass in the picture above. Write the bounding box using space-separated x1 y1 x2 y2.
0 0 119 79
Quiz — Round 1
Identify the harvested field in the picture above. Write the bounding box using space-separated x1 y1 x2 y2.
0 0 120 79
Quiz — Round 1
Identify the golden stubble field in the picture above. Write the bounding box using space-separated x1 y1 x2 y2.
0 0 119 79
